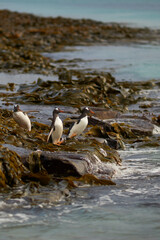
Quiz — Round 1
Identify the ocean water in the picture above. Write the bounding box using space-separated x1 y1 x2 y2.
0 147 160 240
43 44 160 82
1 0 160 28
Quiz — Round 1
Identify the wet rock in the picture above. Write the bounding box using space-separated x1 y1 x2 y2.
86 125 123 150
0 146 28 189
88 111 155 139
88 116 115 132
112 117 154 138
5 72 134 110
25 141 120 178
66 174 116 186
27 150 89 177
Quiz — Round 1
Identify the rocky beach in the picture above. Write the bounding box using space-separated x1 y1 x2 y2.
0 9 160 240
0 9 160 189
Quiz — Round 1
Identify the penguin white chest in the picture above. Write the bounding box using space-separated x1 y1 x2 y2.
13 111 31 131
69 116 88 137
51 116 63 143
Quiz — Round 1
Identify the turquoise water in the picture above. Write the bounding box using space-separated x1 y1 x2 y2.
44 44 160 82
1 0 160 28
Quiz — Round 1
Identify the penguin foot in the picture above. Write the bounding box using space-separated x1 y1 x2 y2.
68 133 77 139
54 139 64 145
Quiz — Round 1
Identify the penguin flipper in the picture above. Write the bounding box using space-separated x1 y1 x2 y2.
47 127 54 143
67 122 75 138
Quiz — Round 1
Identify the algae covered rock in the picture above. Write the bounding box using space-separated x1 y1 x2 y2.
28 150 88 177
26 138 121 179
0 145 28 189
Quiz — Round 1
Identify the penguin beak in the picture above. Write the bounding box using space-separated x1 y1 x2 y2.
60 110 74 114
59 110 65 113
89 109 95 114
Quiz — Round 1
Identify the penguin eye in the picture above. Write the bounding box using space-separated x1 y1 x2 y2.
85 107 89 111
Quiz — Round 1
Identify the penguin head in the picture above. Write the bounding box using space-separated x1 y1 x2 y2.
81 107 94 115
14 104 20 112
53 107 64 116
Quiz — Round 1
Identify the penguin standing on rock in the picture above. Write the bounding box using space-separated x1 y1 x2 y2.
67 107 94 139
47 107 64 145
12 104 31 131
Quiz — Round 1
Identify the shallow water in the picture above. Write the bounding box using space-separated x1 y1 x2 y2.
0 73 58 85
0 147 160 240
43 44 160 82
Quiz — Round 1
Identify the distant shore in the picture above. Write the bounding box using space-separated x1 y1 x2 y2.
0 9 160 74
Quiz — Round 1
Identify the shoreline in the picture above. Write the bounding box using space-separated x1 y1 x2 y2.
0 10 160 75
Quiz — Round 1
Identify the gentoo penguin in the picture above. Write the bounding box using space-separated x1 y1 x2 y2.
67 107 94 139
47 107 64 145
12 105 31 131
